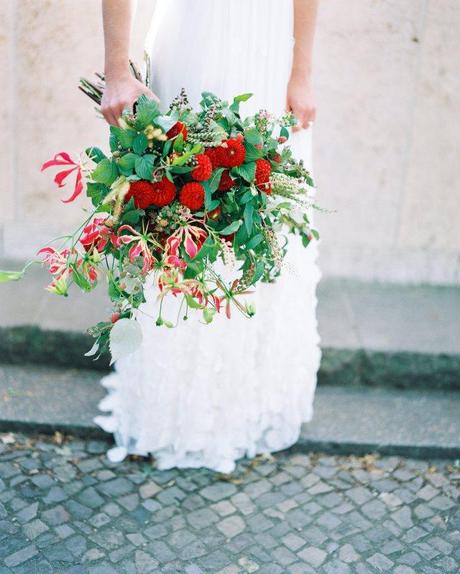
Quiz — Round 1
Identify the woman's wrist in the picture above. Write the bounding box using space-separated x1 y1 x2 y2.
289 66 312 84
104 61 131 82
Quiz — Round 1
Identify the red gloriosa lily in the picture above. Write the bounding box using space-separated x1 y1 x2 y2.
41 152 84 203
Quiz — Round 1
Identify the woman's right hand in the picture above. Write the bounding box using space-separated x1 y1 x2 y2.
101 74 160 127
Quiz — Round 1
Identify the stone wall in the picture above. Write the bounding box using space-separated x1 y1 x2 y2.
1 0 459 284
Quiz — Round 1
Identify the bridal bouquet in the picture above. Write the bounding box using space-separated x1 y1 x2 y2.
2 85 318 362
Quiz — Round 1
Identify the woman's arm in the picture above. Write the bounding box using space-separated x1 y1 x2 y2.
101 0 158 126
287 0 319 131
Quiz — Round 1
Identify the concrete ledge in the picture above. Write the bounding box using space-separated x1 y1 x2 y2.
1 325 460 389
0 364 458 459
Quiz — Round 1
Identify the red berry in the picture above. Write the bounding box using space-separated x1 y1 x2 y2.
255 159 272 194
191 154 212 181
278 136 287 144
111 312 120 323
218 170 235 191
166 121 187 141
179 182 205 211
207 206 222 220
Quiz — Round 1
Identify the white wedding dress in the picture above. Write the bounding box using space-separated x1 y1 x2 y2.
95 0 322 474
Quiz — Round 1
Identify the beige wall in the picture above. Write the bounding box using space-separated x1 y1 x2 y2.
1 0 459 284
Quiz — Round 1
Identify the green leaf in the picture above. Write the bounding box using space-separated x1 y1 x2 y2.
118 152 138 172
70 265 92 292
280 126 289 140
240 189 255 204
207 199 220 211
203 307 216 324
185 294 204 309
86 182 109 206
246 233 264 249
135 95 160 127
134 155 155 180
153 114 176 132
232 161 256 183
311 228 320 240
109 318 143 365
91 159 119 186
110 126 136 149
0 270 24 283
133 133 148 155
244 128 263 146
85 147 107 164
233 93 253 104
244 142 263 162
244 202 254 235
122 207 143 225
208 168 224 193
173 132 184 153
219 220 242 235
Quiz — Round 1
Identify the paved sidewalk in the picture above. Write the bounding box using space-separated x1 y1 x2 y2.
0 433 459 573
1 364 459 459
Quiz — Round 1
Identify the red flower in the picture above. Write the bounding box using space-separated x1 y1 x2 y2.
218 170 235 191
150 178 176 207
80 217 118 252
41 152 83 203
216 138 246 168
166 121 187 141
204 147 219 169
255 159 272 194
125 178 176 209
117 225 155 275
191 154 212 181
179 182 205 211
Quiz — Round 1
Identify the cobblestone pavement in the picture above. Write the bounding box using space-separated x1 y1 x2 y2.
0 433 458 574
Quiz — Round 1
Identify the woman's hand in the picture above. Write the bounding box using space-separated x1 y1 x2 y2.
286 74 316 132
101 74 160 126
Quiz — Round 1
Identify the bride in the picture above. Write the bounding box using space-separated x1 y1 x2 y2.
95 0 321 474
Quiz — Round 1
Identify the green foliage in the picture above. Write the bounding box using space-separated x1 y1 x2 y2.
134 155 155 180
91 159 119 187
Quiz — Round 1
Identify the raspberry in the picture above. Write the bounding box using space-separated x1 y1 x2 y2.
179 182 205 211
166 121 187 141
218 170 235 191
255 159 272 193
191 154 212 181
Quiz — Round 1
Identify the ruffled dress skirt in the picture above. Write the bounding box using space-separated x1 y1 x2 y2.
95 0 322 474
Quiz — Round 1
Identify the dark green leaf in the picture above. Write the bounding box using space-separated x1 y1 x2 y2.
133 133 148 155
85 147 107 164
134 155 155 180
246 233 264 249
208 168 224 193
232 161 256 183
219 220 242 235
111 126 136 149
135 95 160 127
244 202 254 235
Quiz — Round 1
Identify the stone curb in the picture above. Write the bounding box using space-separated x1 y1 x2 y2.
1 418 459 460
1 325 460 389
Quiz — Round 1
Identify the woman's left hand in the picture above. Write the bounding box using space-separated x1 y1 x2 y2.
286 74 316 132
